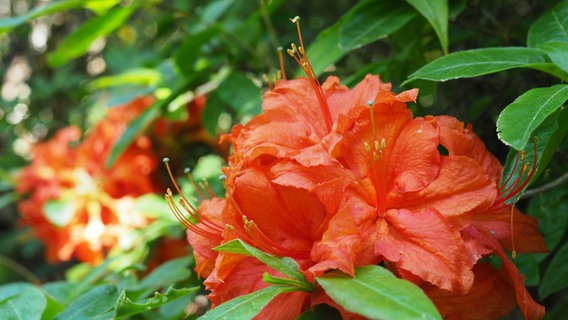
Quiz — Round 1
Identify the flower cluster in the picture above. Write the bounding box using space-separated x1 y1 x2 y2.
169 69 547 317
17 97 160 264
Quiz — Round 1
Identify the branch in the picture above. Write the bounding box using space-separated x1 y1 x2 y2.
521 172 568 199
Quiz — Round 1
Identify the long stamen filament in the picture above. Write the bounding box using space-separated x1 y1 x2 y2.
287 16 333 132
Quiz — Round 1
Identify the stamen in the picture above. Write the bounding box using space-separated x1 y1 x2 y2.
263 74 274 91
243 216 309 259
499 140 538 259
277 46 287 80
287 16 333 132
163 158 224 240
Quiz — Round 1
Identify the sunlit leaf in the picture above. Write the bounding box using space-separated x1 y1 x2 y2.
317 266 441 320
405 0 448 53
53 285 118 320
199 286 294 320
115 285 198 318
47 5 137 67
0 0 86 34
527 1 568 48
338 0 416 50
404 47 550 84
88 69 162 90
540 242 568 299
0 283 46 320
497 84 568 150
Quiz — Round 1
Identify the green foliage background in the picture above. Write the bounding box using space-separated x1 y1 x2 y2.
1 0 567 319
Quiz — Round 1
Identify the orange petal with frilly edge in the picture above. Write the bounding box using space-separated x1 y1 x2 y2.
374 208 474 294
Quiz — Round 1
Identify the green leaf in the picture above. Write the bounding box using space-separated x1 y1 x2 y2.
43 198 76 228
127 256 193 299
115 285 198 318
216 72 261 116
528 187 568 251
42 281 74 305
0 283 47 320
405 0 448 54
0 0 86 34
215 239 307 284
0 192 17 211
302 20 346 76
199 286 294 320
47 5 136 67
499 108 568 203
538 42 568 73
317 266 441 320
404 47 550 84
202 90 225 137
540 241 568 299
105 101 160 169
133 194 173 220
527 1 568 48
338 0 416 50
174 27 220 76
497 84 568 150
54 285 118 320
88 69 162 90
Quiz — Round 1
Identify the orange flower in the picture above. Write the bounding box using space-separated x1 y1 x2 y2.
17 97 159 264
168 71 546 319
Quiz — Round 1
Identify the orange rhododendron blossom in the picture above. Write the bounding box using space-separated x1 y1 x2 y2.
167 68 547 319
17 97 159 264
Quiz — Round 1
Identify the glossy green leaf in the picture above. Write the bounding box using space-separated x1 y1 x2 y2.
404 47 549 84
43 198 76 228
115 285 198 318
302 21 346 76
0 283 46 320
317 266 441 320
200 286 294 320
500 107 568 203
127 256 193 299
47 5 136 67
216 72 261 116
215 239 306 283
405 0 448 53
338 1 416 50
497 84 568 150
538 42 568 73
540 242 568 298
527 1 568 48
0 0 86 34
53 285 118 320
42 281 74 305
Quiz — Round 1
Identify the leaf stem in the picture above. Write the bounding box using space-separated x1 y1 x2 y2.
0 254 41 285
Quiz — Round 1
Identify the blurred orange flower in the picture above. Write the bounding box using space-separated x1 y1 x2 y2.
17 97 159 264
169 71 547 319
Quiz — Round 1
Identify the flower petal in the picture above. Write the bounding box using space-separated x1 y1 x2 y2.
374 208 474 293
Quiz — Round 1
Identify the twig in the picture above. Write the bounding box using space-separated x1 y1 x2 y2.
0 254 41 285
521 172 568 199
